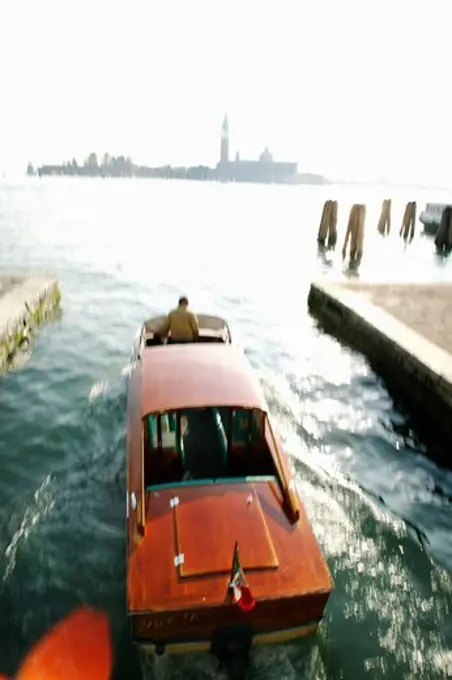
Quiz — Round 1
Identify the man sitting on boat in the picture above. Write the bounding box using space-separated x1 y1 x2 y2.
157 296 199 343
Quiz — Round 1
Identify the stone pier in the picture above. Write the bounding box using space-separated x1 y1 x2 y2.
308 280 452 449
0 273 61 372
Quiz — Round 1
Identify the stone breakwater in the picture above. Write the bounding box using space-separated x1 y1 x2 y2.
308 280 452 454
0 273 61 372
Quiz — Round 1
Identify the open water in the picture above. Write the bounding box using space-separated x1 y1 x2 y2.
0 178 451 680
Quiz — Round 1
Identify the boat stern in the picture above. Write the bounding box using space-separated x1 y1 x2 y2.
130 589 330 657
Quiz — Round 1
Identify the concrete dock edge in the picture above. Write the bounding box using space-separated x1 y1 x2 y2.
0 273 61 371
308 281 452 446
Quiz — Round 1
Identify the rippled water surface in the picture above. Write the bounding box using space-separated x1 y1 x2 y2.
0 178 451 679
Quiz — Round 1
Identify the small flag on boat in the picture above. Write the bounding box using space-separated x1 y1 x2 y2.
229 541 255 612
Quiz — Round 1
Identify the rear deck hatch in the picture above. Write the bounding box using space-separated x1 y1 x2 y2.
172 483 279 577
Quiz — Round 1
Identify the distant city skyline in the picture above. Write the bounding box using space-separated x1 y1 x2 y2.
33 115 329 185
1 0 451 187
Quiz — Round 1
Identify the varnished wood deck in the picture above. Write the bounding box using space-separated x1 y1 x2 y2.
127 480 332 613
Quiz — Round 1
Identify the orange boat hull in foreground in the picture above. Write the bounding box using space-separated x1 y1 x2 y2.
127 315 333 658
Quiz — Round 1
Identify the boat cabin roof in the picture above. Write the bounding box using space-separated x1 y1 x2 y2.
140 343 267 417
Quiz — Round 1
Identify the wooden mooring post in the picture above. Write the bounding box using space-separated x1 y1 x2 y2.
400 201 416 242
377 198 391 236
317 200 338 248
342 204 366 264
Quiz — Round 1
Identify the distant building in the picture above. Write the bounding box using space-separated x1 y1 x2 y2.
216 115 298 184
220 114 229 165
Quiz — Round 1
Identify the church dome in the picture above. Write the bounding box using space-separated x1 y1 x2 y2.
259 147 273 163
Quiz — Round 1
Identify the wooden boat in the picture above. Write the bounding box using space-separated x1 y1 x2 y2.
127 314 333 660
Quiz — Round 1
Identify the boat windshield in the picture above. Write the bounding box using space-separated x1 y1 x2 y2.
142 406 280 490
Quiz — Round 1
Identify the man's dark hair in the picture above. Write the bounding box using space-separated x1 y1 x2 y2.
179 296 189 305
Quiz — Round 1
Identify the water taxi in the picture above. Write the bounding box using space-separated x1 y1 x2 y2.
419 202 451 235
127 314 333 661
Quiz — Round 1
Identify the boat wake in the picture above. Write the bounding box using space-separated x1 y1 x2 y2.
138 649 229 680
136 638 324 680
1 474 55 587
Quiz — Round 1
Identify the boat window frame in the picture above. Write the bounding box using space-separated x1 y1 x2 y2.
141 405 299 522
142 404 266 456
143 411 181 454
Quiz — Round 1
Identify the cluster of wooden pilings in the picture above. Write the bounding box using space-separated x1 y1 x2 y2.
317 199 419 264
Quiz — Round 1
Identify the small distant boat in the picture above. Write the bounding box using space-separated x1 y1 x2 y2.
419 203 452 235
126 314 333 661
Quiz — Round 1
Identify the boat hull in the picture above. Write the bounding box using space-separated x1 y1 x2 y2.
131 591 329 655
420 217 439 236
135 620 320 655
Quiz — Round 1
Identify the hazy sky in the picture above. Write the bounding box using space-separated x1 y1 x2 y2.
0 0 450 184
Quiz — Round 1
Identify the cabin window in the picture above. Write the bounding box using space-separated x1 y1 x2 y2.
143 406 277 491
230 408 264 447
147 412 177 449
144 412 185 487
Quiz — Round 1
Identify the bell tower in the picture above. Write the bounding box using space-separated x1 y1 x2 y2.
220 114 229 164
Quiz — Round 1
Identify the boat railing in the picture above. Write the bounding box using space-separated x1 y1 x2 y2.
264 418 300 524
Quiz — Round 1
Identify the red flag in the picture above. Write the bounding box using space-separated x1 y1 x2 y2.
229 541 255 613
